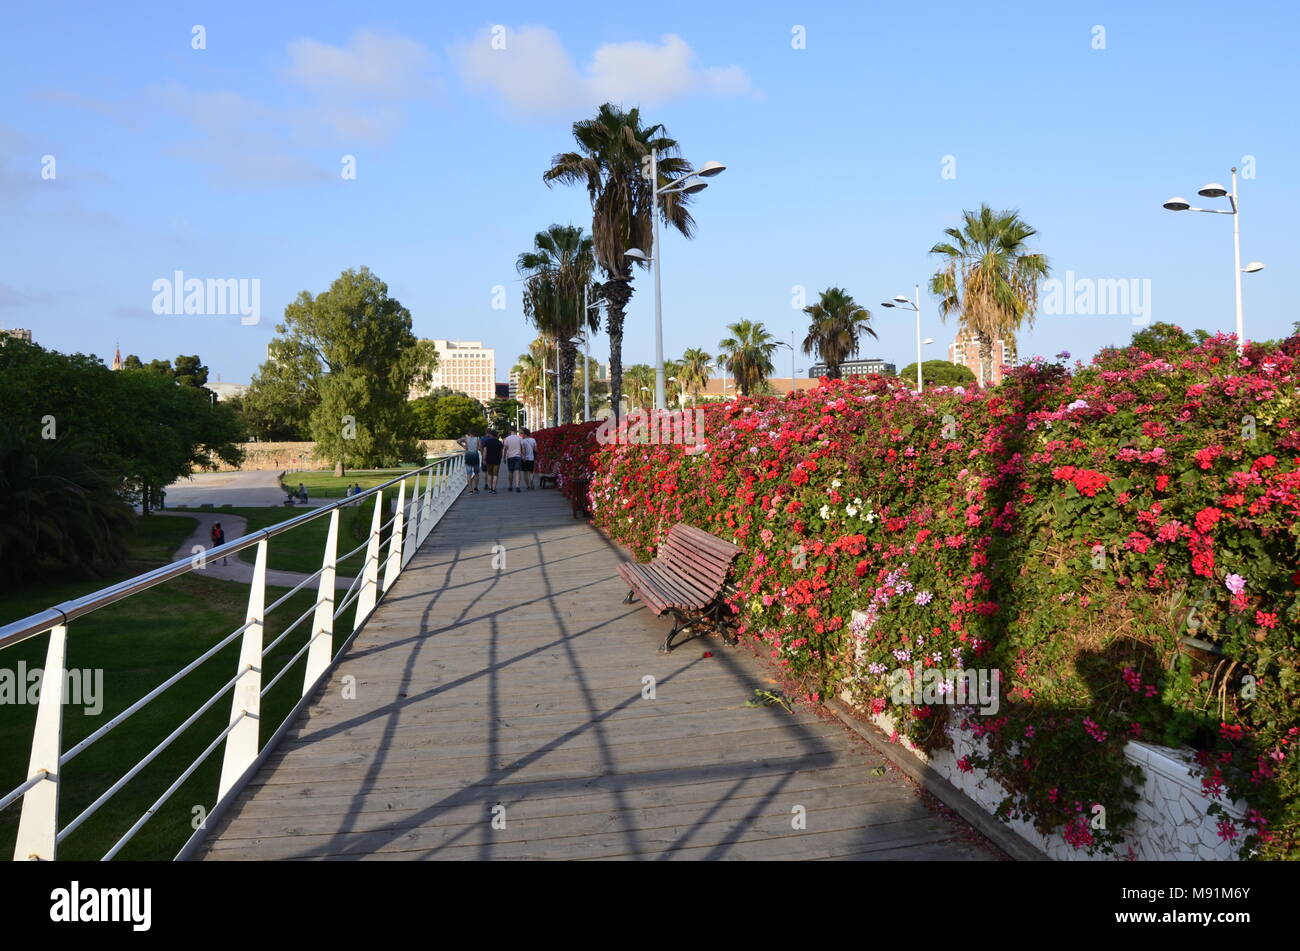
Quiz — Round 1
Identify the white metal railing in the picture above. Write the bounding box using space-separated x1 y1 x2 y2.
0 453 465 861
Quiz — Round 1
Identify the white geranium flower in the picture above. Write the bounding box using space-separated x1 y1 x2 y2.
831 478 842 489
846 505 859 517
819 504 831 519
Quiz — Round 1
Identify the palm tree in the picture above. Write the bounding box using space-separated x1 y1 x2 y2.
801 287 876 379
517 224 597 425
929 204 1050 386
511 338 554 429
718 320 777 396
545 103 698 423
663 357 684 407
624 364 656 411
678 347 712 404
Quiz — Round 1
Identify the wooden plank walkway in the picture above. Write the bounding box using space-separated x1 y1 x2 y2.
199 485 1001 861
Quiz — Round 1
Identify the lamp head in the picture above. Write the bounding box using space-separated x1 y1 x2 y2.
880 301 895 308
893 295 910 303
1243 261 1266 273
1198 183 1229 199
624 248 648 261
679 179 708 195
1163 197 1191 211
696 161 726 177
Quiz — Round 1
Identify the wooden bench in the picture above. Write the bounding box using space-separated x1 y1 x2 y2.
616 523 743 653
538 471 559 489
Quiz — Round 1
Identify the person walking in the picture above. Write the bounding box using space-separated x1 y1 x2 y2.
210 521 228 566
521 428 538 490
503 427 524 493
457 430 482 493
480 429 504 494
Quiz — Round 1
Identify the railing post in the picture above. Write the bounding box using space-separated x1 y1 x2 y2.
218 539 266 801
354 490 383 630
383 479 407 592
14 623 68 861
420 462 437 544
402 471 422 567
303 508 338 693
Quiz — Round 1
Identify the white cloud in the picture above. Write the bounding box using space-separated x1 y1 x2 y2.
454 26 755 115
286 30 437 101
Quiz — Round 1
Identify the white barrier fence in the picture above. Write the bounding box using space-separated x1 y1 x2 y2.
0 454 464 860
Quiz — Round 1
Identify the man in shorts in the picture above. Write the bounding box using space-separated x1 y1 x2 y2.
457 430 481 493
503 427 524 493
521 428 538 489
480 429 504 494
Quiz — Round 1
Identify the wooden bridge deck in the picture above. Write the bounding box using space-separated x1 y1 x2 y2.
199 486 1001 861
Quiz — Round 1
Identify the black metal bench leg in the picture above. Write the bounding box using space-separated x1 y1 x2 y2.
623 589 637 604
660 621 684 654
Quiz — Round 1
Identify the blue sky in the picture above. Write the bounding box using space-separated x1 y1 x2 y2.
1 0 1296 385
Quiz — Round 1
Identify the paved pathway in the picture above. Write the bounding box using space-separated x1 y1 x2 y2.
199 487 1001 860
157 511 357 589
163 469 332 508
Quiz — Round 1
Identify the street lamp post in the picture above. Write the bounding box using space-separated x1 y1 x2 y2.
1164 169 1265 355
774 337 796 394
581 285 603 422
625 157 726 411
881 285 923 392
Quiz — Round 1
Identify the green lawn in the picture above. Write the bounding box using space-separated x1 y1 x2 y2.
174 478 418 576
0 513 363 861
283 466 440 498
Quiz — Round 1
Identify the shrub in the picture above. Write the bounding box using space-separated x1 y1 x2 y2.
568 335 1300 859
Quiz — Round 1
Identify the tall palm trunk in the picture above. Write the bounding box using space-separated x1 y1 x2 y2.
559 339 578 425
603 270 633 422
977 331 993 387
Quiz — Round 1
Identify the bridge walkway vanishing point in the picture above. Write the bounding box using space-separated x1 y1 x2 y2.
199 486 1002 861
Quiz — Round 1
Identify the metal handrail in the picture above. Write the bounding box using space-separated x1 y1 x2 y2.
0 458 454 651
0 452 466 860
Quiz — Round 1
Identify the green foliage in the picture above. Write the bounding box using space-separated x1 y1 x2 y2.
258 267 435 470
0 340 243 579
718 319 777 396
411 392 485 439
801 287 876 378
0 422 134 584
897 359 977 387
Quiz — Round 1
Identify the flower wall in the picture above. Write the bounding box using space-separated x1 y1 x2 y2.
534 335 1300 859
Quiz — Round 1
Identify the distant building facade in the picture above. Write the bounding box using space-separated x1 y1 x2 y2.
416 340 496 404
948 329 1017 386
807 357 897 378
1 327 32 345
207 381 250 402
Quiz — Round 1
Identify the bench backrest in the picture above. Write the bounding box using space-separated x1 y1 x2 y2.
659 523 742 591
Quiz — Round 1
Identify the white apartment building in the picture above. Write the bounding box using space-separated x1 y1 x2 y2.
419 339 497 404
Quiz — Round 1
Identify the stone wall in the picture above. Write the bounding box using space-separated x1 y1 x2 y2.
210 440 463 472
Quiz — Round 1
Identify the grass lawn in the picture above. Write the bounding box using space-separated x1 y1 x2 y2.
283 465 444 498
174 476 419 576
0 513 362 861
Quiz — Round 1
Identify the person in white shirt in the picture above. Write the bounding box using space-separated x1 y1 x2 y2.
520 429 538 490
457 430 482 494
502 428 525 493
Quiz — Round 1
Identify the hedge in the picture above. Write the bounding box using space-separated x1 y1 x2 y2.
532 333 1300 859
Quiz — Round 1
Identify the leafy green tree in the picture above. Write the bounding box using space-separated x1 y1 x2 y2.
0 422 135 584
1128 322 1197 358
929 204 1050 386
486 398 523 433
718 319 777 396
545 104 699 422
172 354 209 388
268 267 435 475
801 287 876 379
896 359 978 387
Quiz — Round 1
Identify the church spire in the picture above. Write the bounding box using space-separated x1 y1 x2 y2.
112 340 122 370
